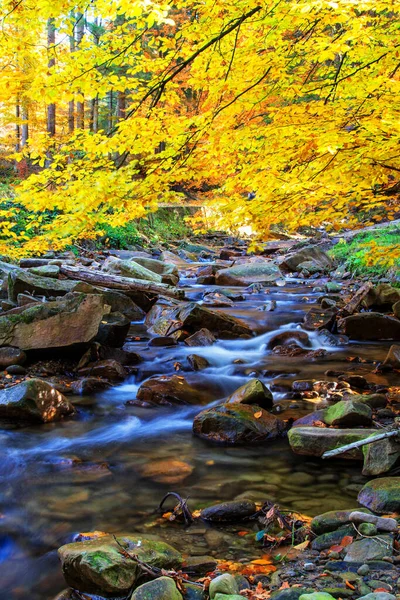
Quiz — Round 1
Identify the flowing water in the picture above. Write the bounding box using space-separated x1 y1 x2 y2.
0 277 396 599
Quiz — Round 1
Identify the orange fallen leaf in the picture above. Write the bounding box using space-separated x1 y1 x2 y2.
329 544 344 553
374 589 389 593
345 581 356 590
280 582 290 589
254 411 262 418
340 535 353 547
238 531 249 537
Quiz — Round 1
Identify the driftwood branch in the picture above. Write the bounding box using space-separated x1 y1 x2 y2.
339 281 373 317
322 429 400 459
60 265 185 300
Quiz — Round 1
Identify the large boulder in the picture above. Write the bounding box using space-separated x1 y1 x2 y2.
225 379 273 410
136 375 210 406
337 313 400 341
8 268 79 302
58 534 182 596
0 379 75 423
288 427 379 459
215 262 281 286
364 284 400 309
133 257 179 285
146 301 252 338
102 256 162 282
278 246 333 273
303 307 336 331
358 477 400 513
0 294 107 350
193 403 285 444
323 400 373 427
362 435 400 476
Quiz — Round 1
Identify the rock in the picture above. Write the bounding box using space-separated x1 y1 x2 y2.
193 403 285 444
344 535 393 562
321 298 337 309
297 260 324 275
201 500 256 522
312 525 355 551
19 258 50 268
311 509 370 535
358 477 400 513
102 256 162 282
338 374 368 389
365 284 400 309
349 512 397 533
292 380 315 392
79 359 127 381
58 534 182 596
291 410 327 428
102 290 145 321
149 336 177 347
95 311 131 347
209 573 239 598
225 379 273 410
348 394 387 409
303 307 336 331
382 345 400 369
133 257 179 285
288 427 379 459
357 594 396 600
323 400 373 427
17 293 41 306
362 435 400 476
182 556 218 574
272 589 314 600
187 354 210 371
71 378 112 395
357 564 370 576
0 294 107 350
317 329 348 346
28 264 60 278
131 576 183 600
146 301 252 338
184 328 216 347
0 379 75 423
337 313 400 341
268 330 310 349
136 375 209 406
5 364 26 375
161 250 191 266
8 268 79 302
137 459 193 484
0 347 26 368
298 593 336 600
358 523 378 536
258 300 277 311
393 300 400 319
279 246 333 273
202 291 234 307
214 595 244 600
215 262 281 286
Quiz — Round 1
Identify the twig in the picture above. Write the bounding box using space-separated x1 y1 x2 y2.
158 492 194 525
322 428 400 459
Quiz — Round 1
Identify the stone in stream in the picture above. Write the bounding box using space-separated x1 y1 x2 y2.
278 246 333 273
79 359 127 381
357 477 400 513
299 594 336 600
225 378 273 410
343 535 393 562
94 311 131 347
0 294 107 351
71 377 112 395
131 576 183 600
0 379 75 423
146 301 252 338
193 403 285 444
209 573 239 598
132 256 179 285
215 263 282 287
337 313 400 341
393 300 400 319
7 268 80 302
28 264 60 278
58 534 182 596
311 524 355 551
136 374 210 406
323 400 373 427
349 511 398 532
346 393 387 409
317 329 348 346
311 508 371 535
161 250 191 267
288 427 379 459
101 290 145 321
267 330 311 349
382 344 400 369
0 346 26 368
303 307 337 331
362 434 400 476
148 336 178 346
102 255 162 282
184 328 216 346
364 284 400 309
137 458 193 484
201 500 256 522
187 354 210 371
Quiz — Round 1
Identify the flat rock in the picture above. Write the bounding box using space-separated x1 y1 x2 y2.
358 477 400 513
337 313 400 341
344 535 393 562
215 262 281 286
323 400 372 427
288 427 379 459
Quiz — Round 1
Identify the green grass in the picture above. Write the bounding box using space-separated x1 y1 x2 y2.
329 225 400 280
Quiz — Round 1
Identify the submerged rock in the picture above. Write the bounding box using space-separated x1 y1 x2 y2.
0 379 75 423
184 328 216 347
193 403 285 444
358 477 400 513
58 534 182 596
268 330 310 349
136 375 210 406
201 500 256 522
225 378 273 410
187 354 210 371
0 294 107 350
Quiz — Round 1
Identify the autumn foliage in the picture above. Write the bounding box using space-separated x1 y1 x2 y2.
0 0 399 256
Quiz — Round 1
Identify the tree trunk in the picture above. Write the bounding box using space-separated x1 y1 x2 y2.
68 12 75 134
47 18 56 137
107 90 114 132
117 90 126 121
15 101 20 152
59 265 185 299
76 12 85 129
21 105 29 147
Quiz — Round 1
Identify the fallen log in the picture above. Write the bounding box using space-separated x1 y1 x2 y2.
59 265 185 300
339 281 373 317
322 427 400 459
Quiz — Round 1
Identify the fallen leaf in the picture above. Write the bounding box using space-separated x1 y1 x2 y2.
238 531 249 537
329 544 344 553
293 540 309 550
280 582 290 589
345 581 356 590
254 411 262 418
340 535 353 547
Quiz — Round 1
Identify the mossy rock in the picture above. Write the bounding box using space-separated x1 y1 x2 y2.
131 576 183 600
358 477 400 513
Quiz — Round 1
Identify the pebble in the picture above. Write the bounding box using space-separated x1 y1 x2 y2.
303 562 316 571
357 564 370 576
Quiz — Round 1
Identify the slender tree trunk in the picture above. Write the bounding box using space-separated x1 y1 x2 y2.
107 90 114 132
15 101 21 152
117 90 126 121
93 95 99 132
47 18 56 137
76 12 85 129
21 105 29 147
68 12 75 134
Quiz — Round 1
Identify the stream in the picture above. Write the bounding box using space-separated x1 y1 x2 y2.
0 276 396 599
